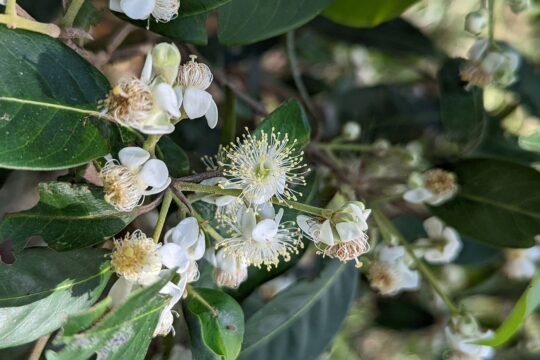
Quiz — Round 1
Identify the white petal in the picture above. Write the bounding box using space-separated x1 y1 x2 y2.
423 216 444 238
206 99 218 129
153 83 180 118
173 217 201 248
158 243 190 273
349 204 369 231
403 188 433 204
173 85 184 108
252 219 279 242
257 202 276 220
189 232 206 260
241 208 257 238
379 246 405 262
139 123 175 135
120 0 155 20
139 159 169 189
319 220 335 246
109 0 123 12
143 177 171 196
183 87 212 119
468 38 489 62
215 195 237 207
297 215 316 237
118 147 150 170
336 222 364 242
109 277 134 308
141 53 153 84
274 208 284 224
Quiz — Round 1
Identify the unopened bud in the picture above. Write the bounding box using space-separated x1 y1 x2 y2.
465 9 488 35
507 0 530 13
151 43 181 84
342 122 361 141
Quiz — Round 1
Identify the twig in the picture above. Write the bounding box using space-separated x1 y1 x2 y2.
169 185 193 215
176 169 223 183
28 335 50 360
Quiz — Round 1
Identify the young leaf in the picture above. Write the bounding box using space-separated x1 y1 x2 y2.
0 28 113 170
437 59 485 149
185 288 245 360
0 249 110 348
217 0 334 46
238 260 358 360
48 271 175 360
477 271 540 347
0 182 140 253
323 0 419 28
430 159 540 248
253 100 311 148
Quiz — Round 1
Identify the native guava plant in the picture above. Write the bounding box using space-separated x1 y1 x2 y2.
1 0 540 359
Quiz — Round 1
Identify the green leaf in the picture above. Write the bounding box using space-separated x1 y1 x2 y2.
48 271 174 360
182 0 233 15
437 59 485 148
157 136 190 177
238 260 357 360
74 1 102 30
217 0 333 46
114 12 208 45
323 0 418 28
478 271 540 347
0 248 110 348
0 28 113 170
186 288 245 360
254 100 311 148
519 128 540 152
0 182 138 253
430 159 540 248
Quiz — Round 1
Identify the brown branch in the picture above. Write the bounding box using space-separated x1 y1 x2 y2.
169 185 193 215
175 168 223 183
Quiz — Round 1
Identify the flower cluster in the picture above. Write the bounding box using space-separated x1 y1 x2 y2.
102 44 217 135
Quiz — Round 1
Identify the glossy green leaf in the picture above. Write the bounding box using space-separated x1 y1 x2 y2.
114 12 208 45
238 260 357 360
182 0 233 15
478 271 540 347
323 0 418 28
48 271 174 360
218 0 333 46
0 28 113 170
254 100 311 148
186 288 245 360
157 136 190 177
0 182 139 253
430 159 540 248
0 249 110 348
438 59 485 148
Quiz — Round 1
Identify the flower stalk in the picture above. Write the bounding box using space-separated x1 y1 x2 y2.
0 0 60 37
152 188 173 242
61 0 85 28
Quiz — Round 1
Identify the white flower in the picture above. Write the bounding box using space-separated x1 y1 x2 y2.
460 39 520 89
217 204 302 269
208 249 248 288
103 43 180 134
404 168 458 206
465 9 488 35
297 201 371 266
342 122 361 141
153 277 187 337
175 55 218 129
507 0 530 13
414 217 462 264
110 230 162 283
109 0 180 22
219 129 307 205
159 217 205 282
368 245 420 296
503 247 540 280
199 177 243 223
445 317 495 359
100 147 170 212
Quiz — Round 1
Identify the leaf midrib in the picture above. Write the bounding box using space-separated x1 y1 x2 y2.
459 192 540 219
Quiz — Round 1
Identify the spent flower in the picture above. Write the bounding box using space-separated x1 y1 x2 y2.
368 245 420 296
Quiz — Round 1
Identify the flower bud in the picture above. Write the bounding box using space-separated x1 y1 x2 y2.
151 43 181 84
507 0 530 13
342 122 361 141
465 9 488 35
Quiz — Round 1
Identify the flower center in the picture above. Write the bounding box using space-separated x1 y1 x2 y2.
101 161 143 212
111 231 161 282
424 169 457 196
